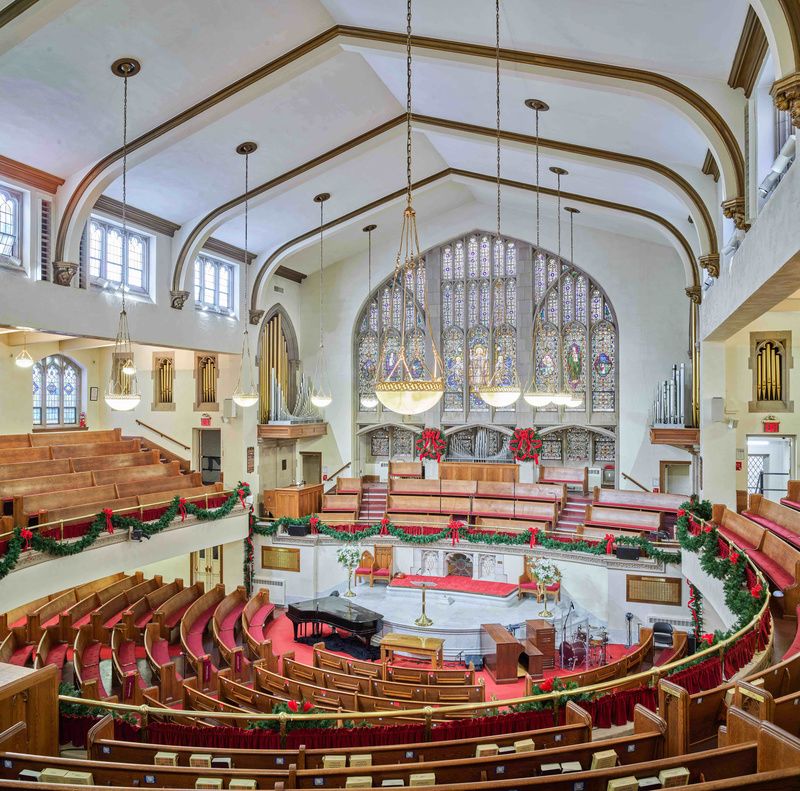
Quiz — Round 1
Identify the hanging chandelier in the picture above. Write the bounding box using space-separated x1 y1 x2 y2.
310 192 333 409
374 0 443 416
105 58 142 412
15 331 33 368
360 223 379 410
231 141 260 408
478 0 521 409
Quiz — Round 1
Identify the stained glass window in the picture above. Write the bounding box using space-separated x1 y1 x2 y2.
594 435 616 462
591 320 616 412
31 355 81 427
88 216 150 294
0 188 21 261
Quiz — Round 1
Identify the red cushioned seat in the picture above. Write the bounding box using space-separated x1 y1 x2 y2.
117 640 137 672
72 613 92 629
545 582 560 592
104 610 125 629
247 604 274 641
519 582 538 590
221 604 244 633
149 639 171 666
10 616 26 629
218 629 236 650
782 607 800 660
355 566 372 575
41 613 62 629
45 642 68 670
9 644 34 666
165 601 192 628
749 551 794 589
781 499 800 512
743 512 800 549
718 526 758 551
135 611 154 628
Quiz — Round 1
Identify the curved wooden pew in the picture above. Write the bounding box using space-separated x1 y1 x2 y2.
211 585 249 679
152 582 204 639
241 588 275 661
180 583 227 687
117 579 184 641
745 494 800 550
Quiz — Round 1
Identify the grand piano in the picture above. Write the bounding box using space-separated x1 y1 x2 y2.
286 596 383 644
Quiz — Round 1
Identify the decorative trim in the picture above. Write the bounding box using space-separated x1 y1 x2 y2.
722 196 750 231
778 0 800 73
0 0 40 28
0 155 64 194
772 71 800 128
170 289 190 310
275 265 306 283
701 150 720 183
51 261 78 287
94 195 181 237
203 236 256 265
699 253 720 278
252 167 701 315
728 7 769 98
58 25 744 266
685 286 702 305
249 309 265 326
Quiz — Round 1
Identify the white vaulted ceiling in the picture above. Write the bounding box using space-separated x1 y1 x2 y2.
0 0 763 302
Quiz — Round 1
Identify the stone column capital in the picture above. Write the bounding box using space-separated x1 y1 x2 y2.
772 72 800 128
699 253 720 278
51 261 78 287
721 197 750 232
170 289 190 309
249 309 265 326
685 285 702 305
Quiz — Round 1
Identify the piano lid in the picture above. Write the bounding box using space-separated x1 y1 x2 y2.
288 596 383 624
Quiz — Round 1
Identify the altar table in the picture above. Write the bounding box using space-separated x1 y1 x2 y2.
380 633 444 668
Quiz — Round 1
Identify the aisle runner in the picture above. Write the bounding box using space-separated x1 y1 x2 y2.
389 574 517 597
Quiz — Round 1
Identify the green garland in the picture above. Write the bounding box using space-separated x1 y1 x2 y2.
0 484 250 583
255 515 681 564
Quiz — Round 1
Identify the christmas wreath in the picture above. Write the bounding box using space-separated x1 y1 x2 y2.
510 427 543 463
416 427 446 461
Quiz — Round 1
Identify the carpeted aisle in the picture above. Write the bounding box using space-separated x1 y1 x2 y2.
388 574 518 597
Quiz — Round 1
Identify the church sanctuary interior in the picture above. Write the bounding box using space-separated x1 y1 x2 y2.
6 1 800 789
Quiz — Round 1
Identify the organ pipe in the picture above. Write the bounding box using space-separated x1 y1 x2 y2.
756 341 783 402
259 314 291 424
651 362 688 427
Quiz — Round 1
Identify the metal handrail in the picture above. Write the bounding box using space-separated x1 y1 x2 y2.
135 420 191 451
324 461 352 494
57 513 771 724
620 472 650 492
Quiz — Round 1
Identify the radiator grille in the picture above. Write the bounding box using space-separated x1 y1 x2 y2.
39 200 51 281
252 576 286 605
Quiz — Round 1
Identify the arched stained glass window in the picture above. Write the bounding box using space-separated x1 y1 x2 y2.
0 187 21 262
31 355 81 427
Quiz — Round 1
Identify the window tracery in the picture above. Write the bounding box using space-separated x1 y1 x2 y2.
32 355 81 428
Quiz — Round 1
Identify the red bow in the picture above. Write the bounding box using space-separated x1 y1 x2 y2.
380 516 390 535
677 508 686 518
729 551 740 565
309 516 320 535
103 508 114 534
302 700 313 713
179 498 187 522
750 582 763 599
287 699 299 713
538 677 554 693
449 519 463 546
701 633 715 646
529 528 537 548
20 528 33 551
604 533 615 554
703 524 712 533
237 487 247 509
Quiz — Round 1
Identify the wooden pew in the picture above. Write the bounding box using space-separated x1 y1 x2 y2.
212 585 250 679
584 504 662 533
89 577 163 643
0 434 31 449
152 582 205 639
136 482 224 506
473 516 548 533
387 494 470 516
472 497 557 526
539 464 589 494
745 493 800 550
714 504 767 549
387 512 451 527
389 460 423 478
70 449 159 472
336 477 362 494
180 583 227 686
390 478 477 497
0 446 51 465
16 483 118 526
322 493 361 512
91 460 181 486
1 471 94 522
28 428 122 446
86 701 592 768
0 458 71 483
476 480 566 507
781 480 800 513
39 496 140 528
49 438 141 459
241 588 276 665
117 579 183 641
317 511 357 524
116 471 202 498
593 486 685 514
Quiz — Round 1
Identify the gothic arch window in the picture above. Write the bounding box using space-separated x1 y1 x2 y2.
533 250 617 416
441 233 518 414
0 186 22 264
32 355 82 427
355 268 426 413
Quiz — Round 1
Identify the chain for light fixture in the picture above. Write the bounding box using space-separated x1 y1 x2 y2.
14 330 33 368
373 0 443 416
105 59 142 411
360 223 379 410
232 141 259 408
478 0 521 409
310 193 333 408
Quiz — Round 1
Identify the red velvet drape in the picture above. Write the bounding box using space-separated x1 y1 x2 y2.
577 686 657 729
666 656 723 694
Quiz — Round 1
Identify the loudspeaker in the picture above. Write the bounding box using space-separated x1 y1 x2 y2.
615 545 641 561
287 523 310 537
687 633 697 655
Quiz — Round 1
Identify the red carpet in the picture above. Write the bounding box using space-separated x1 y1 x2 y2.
262 612 635 702
389 574 517 597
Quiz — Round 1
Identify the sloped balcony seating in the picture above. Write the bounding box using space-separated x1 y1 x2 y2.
387 494 470 516
29 428 122 447
92 459 181 486
593 486 685 514
69 449 160 472
713 504 800 613
390 478 477 497
745 494 800 550
781 480 800 512
584 504 662 533
538 465 589 494
475 480 566 508
0 458 72 482
471 498 557 527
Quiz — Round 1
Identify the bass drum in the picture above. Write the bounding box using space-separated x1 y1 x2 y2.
560 640 587 669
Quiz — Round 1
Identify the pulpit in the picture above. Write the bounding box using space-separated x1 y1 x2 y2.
270 483 323 519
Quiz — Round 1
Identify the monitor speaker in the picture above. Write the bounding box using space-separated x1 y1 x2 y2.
615 545 641 561
287 523 310 537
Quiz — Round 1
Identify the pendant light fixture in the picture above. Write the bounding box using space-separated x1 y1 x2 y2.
310 192 333 409
231 141 259 409
360 223 380 410
374 0 444 416
479 0 521 409
105 58 142 412
522 98 555 408
15 331 34 368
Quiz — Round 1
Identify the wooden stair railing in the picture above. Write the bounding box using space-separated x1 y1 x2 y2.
621 472 651 492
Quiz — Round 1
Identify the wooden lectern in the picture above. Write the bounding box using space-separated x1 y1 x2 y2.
265 483 323 519
480 623 523 684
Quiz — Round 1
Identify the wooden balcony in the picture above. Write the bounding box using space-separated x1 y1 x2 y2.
258 423 328 440
649 427 700 449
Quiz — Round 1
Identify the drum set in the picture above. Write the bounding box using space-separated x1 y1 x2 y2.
559 622 609 670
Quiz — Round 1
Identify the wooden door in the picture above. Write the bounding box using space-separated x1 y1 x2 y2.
301 452 322 485
192 545 223 587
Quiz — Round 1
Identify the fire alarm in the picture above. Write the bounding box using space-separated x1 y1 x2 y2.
736 460 743 471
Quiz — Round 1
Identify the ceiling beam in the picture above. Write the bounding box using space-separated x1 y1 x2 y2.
0 155 64 194
58 24 744 267
250 167 700 317
59 337 115 351
174 113 715 295
728 6 769 97
94 195 181 237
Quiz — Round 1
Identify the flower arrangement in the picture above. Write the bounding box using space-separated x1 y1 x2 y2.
337 546 361 570
529 557 561 585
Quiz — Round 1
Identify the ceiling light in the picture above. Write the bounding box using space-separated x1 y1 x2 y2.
375 0 443 416
105 58 141 412
231 142 259 409
15 349 34 369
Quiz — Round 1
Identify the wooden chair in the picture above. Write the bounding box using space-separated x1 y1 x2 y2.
355 550 376 586
373 545 393 586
